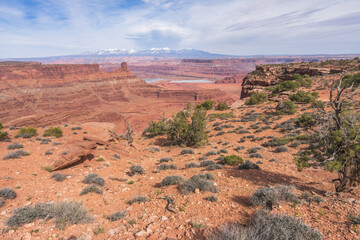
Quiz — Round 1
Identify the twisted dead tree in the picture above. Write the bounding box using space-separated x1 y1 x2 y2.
109 114 135 144
309 74 360 192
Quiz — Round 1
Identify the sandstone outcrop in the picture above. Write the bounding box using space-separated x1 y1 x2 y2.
51 140 97 170
215 74 245 84
240 62 347 98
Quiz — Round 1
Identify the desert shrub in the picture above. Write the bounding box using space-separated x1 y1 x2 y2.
207 211 322 240
289 91 318 103
275 101 297 115
0 122 5 140
160 175 186 186
5 202 92 229
206 164 224 171
51 173 66 182
248 147 262 154
185 162 199 168
216 101 229 111
179 173 217 194
128 195 149 205
82 173 105 186
206 222 247 240
205 150 217 156
205 195 218 202
0 199 5 208
275 80 301 93
159 157 173 163
249 153 263 158
167 107 208 146
349 215 360 225
200 160 216 167
296 77 313 88
16 127 37 138
223 155 243 165
43 127 63 138
107 210 127 222
196 100 215 110
289 142 301 148
180 149 195 155
3 150 29 160
300 192 323 203
245 92 268 105
7 142 24 150
311 100 325 109
217 148 228 154
157 164 178 170
71 126 82 131
295 113 314 127
250 185 299 209
80 184 103 195
0 188 17 199
143 120 168 137
113 153 121 159
247 211 322 240
234 146 245 151
275 146 289 153
129 165 145 175
238 160 260 170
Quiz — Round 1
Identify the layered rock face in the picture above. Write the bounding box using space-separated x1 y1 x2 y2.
240 62 345 98
215 74 246 84
0 62 231 127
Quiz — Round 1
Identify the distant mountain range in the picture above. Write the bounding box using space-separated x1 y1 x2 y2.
80 48 232 58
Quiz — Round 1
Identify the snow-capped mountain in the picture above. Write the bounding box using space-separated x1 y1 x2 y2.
80 48 231 58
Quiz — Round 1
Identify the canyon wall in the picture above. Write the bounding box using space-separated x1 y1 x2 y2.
0 62 231 127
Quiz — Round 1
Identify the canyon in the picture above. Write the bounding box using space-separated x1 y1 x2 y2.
0 62 231 128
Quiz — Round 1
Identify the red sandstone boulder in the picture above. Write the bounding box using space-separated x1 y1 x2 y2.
51 140 97 170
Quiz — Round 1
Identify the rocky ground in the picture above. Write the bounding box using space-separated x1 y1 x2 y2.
1 92 359 240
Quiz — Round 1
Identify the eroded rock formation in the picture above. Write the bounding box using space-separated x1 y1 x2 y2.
0 61 231 127
240 62 346 98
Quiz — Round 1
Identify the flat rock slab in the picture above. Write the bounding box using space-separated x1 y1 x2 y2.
51 140 97 170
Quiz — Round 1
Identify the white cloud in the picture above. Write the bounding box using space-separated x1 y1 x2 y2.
0 0 359 58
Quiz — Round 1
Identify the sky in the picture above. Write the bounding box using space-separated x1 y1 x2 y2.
0 0 359 58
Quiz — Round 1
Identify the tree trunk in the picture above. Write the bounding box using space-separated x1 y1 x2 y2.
336 160 360 192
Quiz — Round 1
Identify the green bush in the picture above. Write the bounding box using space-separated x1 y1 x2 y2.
16 127 37 138
297 78 313 88
295 113 314 127
143 120 168 137
43 127 63 138
167 107 208 146
342 73 360 88
0 122 5 140
223 155 243 166
216 101 229 111
196 100 215 110
268 81 300 95
289 91 318 103
311 100 325 109
275 101 296 115
245 92 268 105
